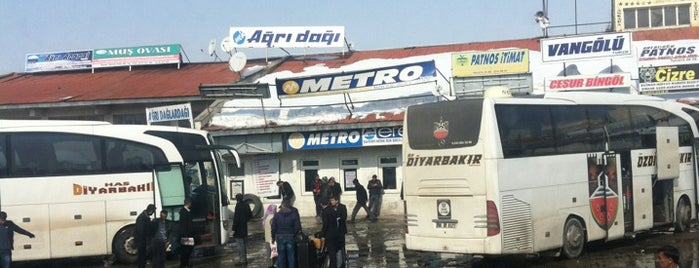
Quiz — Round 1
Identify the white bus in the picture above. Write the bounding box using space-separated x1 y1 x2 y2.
0 120 239 263
402 91 699 259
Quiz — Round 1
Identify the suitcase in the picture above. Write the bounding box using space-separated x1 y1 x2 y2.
296 233 315 268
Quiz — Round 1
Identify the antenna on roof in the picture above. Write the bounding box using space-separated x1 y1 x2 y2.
206 39 222 62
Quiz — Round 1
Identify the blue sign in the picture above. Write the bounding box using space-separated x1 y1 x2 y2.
276 60 436 98
287 129 363 150
25 50 93 72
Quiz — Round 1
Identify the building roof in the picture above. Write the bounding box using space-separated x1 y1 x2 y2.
1 27 698 128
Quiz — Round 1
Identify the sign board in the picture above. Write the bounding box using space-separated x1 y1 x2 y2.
287 127 403 150
637 41 699 66
452 49 529 77
541 32 632 62
93 44 181 68
145 103 193 126
544 73 632 91
229 26 345 48
638 64 699 93
25 50 93 73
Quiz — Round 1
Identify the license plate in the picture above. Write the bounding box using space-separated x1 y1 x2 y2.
436 222 456 228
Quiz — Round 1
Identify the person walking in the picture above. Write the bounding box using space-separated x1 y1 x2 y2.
178 198 195 268
271 200 301 268
320 196 347 268
262 204 278 268
312 175 325 217
327 177 343 203
367 174 384 221
0 211 34 268
232 193 252 266
277 179 296 207
151 210 171 268
350 179 373 223
135 204 156 268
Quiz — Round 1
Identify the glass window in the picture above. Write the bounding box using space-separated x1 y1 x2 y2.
638 8 650 28
407 99 483 150
624 9 636 29
678 4 690 25
664 6 677 26
105 138 168 173
302 160 319 192
10 133 101 176
341 159 358 191
379 157 399 190
0 134 6 178
651 7 664 27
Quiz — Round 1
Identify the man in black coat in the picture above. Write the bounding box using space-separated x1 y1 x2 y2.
178 198 194 268
271 200 302 268
349 179 373 223
135 204 155 268
232 194 252 266
277 180 296 206
320 196 347 268
0 211 34 268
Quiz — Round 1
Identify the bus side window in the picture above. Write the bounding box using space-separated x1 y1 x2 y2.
0 135 6 178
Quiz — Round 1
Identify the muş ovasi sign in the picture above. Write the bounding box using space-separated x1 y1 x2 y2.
541 32 632 62
229 26 344 48
93 44 181 68
275 61 436 98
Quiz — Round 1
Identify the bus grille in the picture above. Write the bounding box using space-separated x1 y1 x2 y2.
501 195 533 252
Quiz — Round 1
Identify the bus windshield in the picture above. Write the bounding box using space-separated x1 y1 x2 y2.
406 99 483 150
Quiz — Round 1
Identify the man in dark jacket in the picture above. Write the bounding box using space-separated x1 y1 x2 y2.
271 200 301 268
320 196 347 268
232 193 252 266
135 204 156 268
349 179 373 223
0 211 34 268
327 177 342 203
151 210 171 268
178 198 194 268
277 180 296 206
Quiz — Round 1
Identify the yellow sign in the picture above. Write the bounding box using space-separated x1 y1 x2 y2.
452 49 529 77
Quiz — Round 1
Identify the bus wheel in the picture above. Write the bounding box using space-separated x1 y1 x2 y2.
243 194 263 218
113 226 137 264
675 196 691 233
561 217 585 259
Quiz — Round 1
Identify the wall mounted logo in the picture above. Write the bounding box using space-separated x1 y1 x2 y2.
541 32 632 62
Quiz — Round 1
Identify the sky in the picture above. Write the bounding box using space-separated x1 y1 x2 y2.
0 0 612 75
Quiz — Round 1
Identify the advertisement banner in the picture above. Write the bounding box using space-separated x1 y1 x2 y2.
276 61 436 98
229 26 345 48
93 44 181 68
362 126 403 146
287 129 363 150
544 73 632 91
25 50 93 73
252 156 279 197
638 64 699 93
452 49 529 77
637 42 699 66
541 32 632 62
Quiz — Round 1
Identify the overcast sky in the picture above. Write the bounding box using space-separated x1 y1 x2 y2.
0 0 612 75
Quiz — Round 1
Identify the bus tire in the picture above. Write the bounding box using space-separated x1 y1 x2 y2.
243 194 263 218
561 217 585 259
112 226 137 264
675 196 691 233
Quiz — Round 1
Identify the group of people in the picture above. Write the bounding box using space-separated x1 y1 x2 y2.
134 198 195 268
349 175 384 223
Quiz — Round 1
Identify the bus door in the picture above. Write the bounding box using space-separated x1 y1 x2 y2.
619 151 634 233
652 126 680 227
154 164 186 217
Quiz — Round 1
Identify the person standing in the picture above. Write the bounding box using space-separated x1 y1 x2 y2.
151 210 171 268
312 175 325 217
135 204 156 268
277 180 296 207
327 177 343 203
350 179 372 223
367 174 384 221
0 211 34 268
178 198 194 268
320 196 347 268
262 204 278 268
271 200 301 268
655 245 680 268
232 193 252 266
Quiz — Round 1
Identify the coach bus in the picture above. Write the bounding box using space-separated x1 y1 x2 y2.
0 120 239 263
402 89 699 259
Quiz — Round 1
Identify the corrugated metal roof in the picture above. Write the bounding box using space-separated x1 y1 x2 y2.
1 27 697 111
